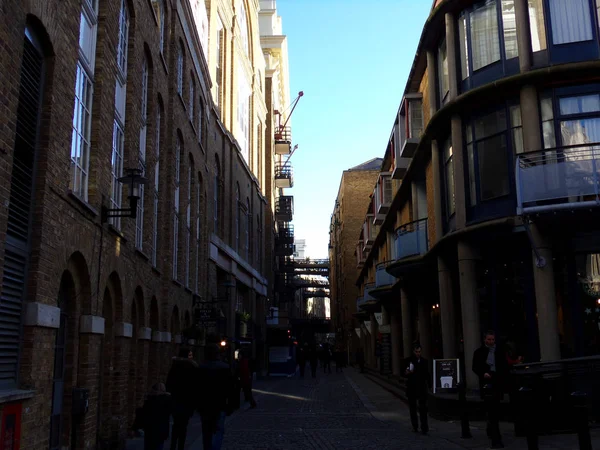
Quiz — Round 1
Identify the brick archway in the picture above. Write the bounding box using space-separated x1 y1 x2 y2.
127 287 146 428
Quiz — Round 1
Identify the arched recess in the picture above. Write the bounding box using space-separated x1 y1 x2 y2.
127 287 146 426
99 272 125 446
49 251 92 450
147 296 161 389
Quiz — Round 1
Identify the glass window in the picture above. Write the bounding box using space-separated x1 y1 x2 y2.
549 0 593 45
177 43 184 96
561 118 600 145
110 121 125 229
470 0 501 70
238 0 249 55
70 65 93 200
173 137 181 280
478 134 510 200
559 94 600 115
502 0 519 59
528 0 547 51
474 109 507 139
408 99 424 139
459 13 469 81
540 94 556 148
438 38 449 103
189 78 195 121
510 104 524 154
136 59 149 250
443 138 455 216
152 105 161 267
117 0 129 75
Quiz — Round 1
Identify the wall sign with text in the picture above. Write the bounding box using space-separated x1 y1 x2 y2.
433 359 460 393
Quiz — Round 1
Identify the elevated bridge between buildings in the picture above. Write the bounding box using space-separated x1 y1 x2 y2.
281 258 330 276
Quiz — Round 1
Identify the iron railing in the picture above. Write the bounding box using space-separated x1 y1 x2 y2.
274 126 292 142
516 143 600 214
394 218 428 260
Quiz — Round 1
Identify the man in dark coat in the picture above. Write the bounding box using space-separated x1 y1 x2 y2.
197 343 236 450
472 330 508 449
404 343 430 434
141 383 171 450
166 348 198 450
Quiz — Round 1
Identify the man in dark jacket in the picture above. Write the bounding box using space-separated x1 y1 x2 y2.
404 343 430 434
166 348 198 450
197 343 236 450
472 330 507 449
141 383 171 450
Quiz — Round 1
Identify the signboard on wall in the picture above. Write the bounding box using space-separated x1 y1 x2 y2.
0 403 22 450
433 359 460 393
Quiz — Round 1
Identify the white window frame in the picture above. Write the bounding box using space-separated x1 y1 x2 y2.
238 0 249 55
116 0 129 77
110 120 125 229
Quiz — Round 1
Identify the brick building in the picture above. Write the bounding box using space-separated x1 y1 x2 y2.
328 159 382 362
0 0 292 448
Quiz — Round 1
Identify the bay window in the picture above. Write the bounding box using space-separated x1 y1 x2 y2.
548 0 593 45
471 0 501 71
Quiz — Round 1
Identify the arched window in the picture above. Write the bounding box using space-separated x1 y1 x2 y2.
185 156 193 288
177 41 184 96
173 135 182 280
136 56 149 250
151 0 165 54
152 98 162 267
189 75 195 121
70 0 98 200
238 0 249 55
235 183 241 252
214 156 220 233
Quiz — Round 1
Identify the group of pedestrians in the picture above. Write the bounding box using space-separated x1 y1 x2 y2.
402 330 519 449
133 343 249 450
296 342 345 378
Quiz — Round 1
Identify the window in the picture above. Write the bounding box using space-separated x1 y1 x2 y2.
70 0 98 200
443 138 455 217
215 21 224 111
151 0 165 53
540 93 556 149
117 0 129 75
235 184 240 252
257 122 262 184
246 198 250 261
195 174 202 292
214 157 220 233
256 214 261 267
466 108 511 205
237 68 251 162
549 0 593 45
177 42 184 97
110 121 125 229
502 0 518 59
528 0 547 51
189 76 195 121
407 98 423 139
471 0 501 71
198 99 203 144
185 158 193 288
173 137 182 280
136 58 149 250
238 0 249 55
152 104 161 266
438 38 449 104
459 13 469 81
1 24 46 388
558 93 600 145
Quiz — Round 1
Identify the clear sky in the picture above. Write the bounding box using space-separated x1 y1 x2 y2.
276 0 432 259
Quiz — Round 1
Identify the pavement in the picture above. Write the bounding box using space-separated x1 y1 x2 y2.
126 365 600 449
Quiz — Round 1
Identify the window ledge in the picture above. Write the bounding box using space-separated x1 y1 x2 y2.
68 191 99 217
0 389 36 404
135 248 150 261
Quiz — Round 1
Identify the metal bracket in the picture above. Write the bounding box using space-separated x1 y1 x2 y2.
523 219 547 268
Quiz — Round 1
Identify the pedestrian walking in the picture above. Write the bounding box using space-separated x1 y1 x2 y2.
404 343 430 434
472 330 508 449
197 343 236 450
238 348 257 408
166 348 198 450
140 383 171 450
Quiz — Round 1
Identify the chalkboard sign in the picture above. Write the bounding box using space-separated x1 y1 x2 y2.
433 359 460 393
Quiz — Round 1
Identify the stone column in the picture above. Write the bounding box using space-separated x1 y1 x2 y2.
431 140 444 242
445 12 459 101
451 115 468 229
515 0 533 72
530 224 561 361
390 306 402 376
417 297 433 362
438 256 458 358
457 241 482 389
400 287 413 357
427 51 438 115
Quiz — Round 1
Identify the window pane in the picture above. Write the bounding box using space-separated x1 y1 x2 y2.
561 118 600 145
474 109 507 139
510 105 524 154
409 100 423 139
470 0 501 71
445 159 455 215
478 134 510 200
528 0 547 51
459 14 469 80
559 94 600 115
438 39 449 102
467 143 477 205
549 0 593 45
502 0 519 59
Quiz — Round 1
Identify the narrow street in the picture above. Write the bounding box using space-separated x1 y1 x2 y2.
127 367 600 449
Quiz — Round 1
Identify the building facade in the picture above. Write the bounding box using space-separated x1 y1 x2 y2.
355 0 600 389
329 159 382 361
0 0 291 448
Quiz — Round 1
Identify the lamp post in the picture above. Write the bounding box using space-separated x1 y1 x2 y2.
101 168 148 223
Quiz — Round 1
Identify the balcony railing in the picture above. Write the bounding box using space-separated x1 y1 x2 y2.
394 218 428 260
275 195 294 221
275 162 294 188
516 144 600 214
275 126 292 155
375 261 396 288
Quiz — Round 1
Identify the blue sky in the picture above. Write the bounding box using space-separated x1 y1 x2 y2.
276 0 432 259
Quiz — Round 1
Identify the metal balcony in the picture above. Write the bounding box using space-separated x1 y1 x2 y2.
394 218 428 261
275 126 292 155
277 223 294 244
275 241 294 256
516 144 600 214
374 175 393 225
275 162 294 188
363 216 375 247
275 195 294 222
375 261 396 288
